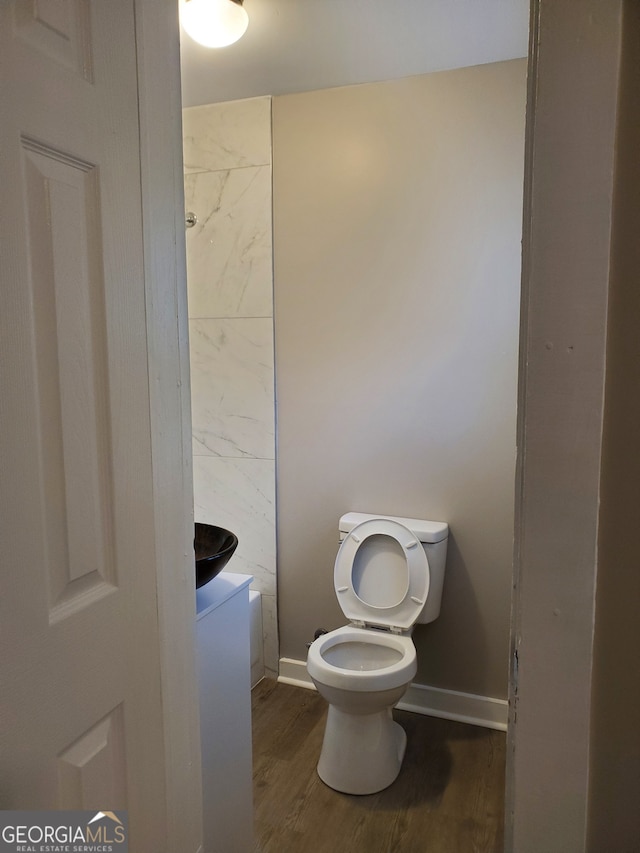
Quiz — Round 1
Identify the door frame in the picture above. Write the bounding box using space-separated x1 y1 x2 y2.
506 1 626 850
135 2 202 850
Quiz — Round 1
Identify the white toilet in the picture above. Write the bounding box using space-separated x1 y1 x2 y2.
306 511 448 795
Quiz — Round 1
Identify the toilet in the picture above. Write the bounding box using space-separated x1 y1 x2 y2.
306 511 448 795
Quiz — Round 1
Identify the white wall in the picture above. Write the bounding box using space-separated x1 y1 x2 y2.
272 60 526 703
182 97 278 677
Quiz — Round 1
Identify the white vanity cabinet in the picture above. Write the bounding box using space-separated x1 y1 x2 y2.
196 572 253 853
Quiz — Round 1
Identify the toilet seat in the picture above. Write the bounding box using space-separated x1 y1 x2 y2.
334 518 430 632
307 625 417 692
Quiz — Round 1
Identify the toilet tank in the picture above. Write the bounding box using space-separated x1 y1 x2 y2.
338 512 449 625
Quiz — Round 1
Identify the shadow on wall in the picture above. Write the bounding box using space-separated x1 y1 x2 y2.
415 533 489 694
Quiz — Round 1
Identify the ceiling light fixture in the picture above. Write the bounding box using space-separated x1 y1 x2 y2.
180 0 249 49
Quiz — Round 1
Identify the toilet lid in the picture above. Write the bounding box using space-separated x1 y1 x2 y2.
334 518 430 631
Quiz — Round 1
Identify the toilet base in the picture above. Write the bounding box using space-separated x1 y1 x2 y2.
317 705 407 795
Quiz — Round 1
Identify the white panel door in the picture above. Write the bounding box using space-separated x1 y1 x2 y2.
0 2 182 849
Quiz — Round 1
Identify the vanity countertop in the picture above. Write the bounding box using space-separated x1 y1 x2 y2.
196 571 253 618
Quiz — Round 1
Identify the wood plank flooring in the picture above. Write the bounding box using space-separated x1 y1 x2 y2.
252 679 506 853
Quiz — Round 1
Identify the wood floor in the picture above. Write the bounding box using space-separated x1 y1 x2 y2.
251 679 506 853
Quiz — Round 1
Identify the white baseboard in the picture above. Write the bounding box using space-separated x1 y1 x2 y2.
278 657 317 690
278 657 508 732
398 682 508 731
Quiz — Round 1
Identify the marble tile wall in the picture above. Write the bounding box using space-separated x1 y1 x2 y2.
183 97 278 677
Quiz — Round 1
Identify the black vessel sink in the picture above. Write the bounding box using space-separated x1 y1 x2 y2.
195 523 239 588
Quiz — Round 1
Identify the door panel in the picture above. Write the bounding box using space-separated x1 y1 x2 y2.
57 705 127 810
13 0 92 79
22 138 116 622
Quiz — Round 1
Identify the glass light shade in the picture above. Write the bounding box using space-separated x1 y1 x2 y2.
180 0 249 48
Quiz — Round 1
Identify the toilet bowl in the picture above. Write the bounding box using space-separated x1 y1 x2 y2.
308 626 417 794
307 512 448 795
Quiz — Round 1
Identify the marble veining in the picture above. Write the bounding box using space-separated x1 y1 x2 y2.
193 456 276 596
185 96 277 677
183 97 271 173
185 166 272 319
190 318 275 459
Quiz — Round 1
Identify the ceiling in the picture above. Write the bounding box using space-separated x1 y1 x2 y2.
179 0 530 108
